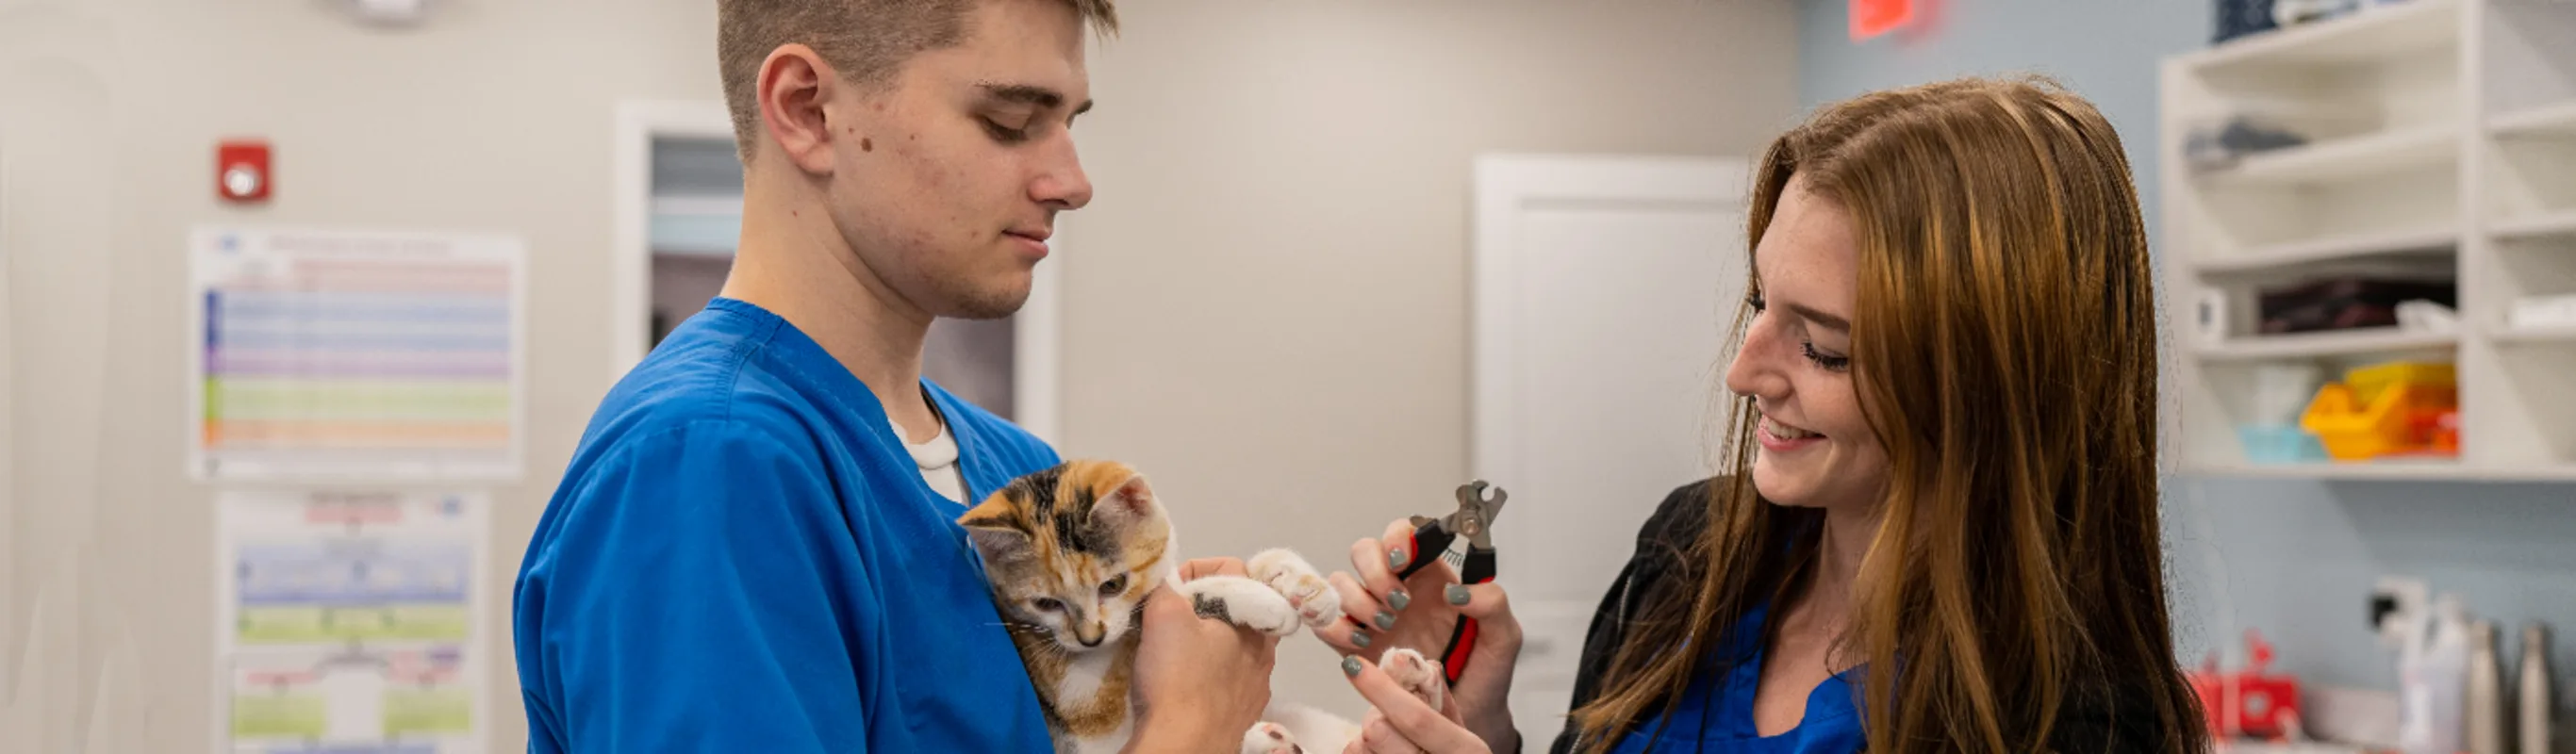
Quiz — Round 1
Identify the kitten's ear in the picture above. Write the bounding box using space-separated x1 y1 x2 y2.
959 499 1033 563
961 519 1033 564
1089 473 1164 532
964 524 1032 563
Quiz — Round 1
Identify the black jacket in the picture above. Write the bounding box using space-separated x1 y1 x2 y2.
1543 480 2179 753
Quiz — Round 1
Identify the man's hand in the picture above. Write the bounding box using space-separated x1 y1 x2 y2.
1123 558 1281 753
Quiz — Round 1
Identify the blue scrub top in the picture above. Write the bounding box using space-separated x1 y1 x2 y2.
1610 603 1865 754
513 298 1059 753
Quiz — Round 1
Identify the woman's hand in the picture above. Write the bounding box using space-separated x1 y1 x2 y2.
1341 651 1492 753
1125 558 1281 753
1312 520 1524 752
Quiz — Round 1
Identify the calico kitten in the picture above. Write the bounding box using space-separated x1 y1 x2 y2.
959 460 1449 754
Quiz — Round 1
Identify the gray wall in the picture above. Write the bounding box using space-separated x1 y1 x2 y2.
1798 0 2576 702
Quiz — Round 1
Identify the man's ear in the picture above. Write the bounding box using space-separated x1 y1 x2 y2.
756 43 842 175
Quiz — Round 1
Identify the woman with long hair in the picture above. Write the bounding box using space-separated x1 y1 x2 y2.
1314 76 2210 753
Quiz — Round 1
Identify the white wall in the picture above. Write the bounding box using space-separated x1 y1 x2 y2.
1 0 1797 748
1067 0 1799 718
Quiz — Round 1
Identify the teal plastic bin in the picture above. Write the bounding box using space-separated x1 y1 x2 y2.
2238 424 2328 465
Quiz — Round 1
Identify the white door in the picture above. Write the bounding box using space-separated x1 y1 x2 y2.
609 101 1064 443
1471 154 1750 744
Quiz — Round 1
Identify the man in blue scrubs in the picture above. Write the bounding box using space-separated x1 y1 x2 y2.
512 1 1280 750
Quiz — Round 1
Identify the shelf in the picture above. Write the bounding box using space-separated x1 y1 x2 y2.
2182 461 2576 483
2492 324 2576 346
2493 100 2576 139
650 194 743 257
2195 225 2457 275
2195 328 2458 361
2199 124 2458 188
652 195 742 215
2493 210 2576 242
649 214 741 257
2180 0 2461 76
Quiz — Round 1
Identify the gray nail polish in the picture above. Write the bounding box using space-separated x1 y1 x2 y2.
1343 655 1364 677
1352 631 1372 648
1447 584 1472 605
1389 549 1409 569
1375 611 1397 630
1388 590 1412 611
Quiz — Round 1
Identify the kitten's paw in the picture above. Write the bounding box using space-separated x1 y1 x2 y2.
1381 648 1447 713
1239 722 1304 754
1179 575 1303 636
1248 549 1342 628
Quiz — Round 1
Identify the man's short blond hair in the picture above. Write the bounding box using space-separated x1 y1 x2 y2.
717 0 1117 159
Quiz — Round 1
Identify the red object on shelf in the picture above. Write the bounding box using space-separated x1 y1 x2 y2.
1851 0 1914 40
217 139 271 203
2188 630 2305 741
2431 408 2461 453
2385 407 2463 458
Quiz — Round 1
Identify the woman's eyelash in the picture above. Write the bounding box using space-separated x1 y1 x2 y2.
1801 342 1851 371
1751 293 1847 370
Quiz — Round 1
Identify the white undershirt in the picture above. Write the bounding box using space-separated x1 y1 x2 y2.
894 416 969 504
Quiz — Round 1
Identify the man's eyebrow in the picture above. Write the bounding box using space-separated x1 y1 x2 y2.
980 83 1093 116
1784 302 1850 333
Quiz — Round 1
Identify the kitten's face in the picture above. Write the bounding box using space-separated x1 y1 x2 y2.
959 460 1173 654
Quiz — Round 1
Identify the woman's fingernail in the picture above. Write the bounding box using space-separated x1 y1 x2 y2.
1375 611 1397 630
1388 590 1412 611
1343 655 1364 677
1352 631 1372 648
1447 584 1472 605
1389 549 1409 570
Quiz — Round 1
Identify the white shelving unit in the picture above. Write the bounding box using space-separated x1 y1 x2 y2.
2193 328 2460 362
2492 209 2576 241
2187 460 2576 482
2492 323 2576 346
2492 99 2576 138
2199 123 2460 188
2163 0 2576 481
2196 224 2458 275
2187 0 2463 75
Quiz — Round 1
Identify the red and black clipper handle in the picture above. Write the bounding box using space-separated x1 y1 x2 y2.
1395 523 1496 685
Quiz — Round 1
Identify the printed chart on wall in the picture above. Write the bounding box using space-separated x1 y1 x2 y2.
217 489 488 754
190 227 525 481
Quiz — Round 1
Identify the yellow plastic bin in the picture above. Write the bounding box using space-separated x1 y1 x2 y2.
2345 361 2454 404
2299 381 2457 461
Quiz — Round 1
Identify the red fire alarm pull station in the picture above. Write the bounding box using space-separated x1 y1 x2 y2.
1851 0 1914 40
217 139 271 203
